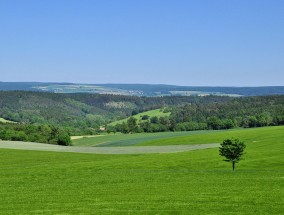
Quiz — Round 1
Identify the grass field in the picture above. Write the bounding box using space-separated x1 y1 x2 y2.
1 126 283 214
73 126 282 148
0 141 220 154
72 130 221 147
108 108 171 126
138 126 284 146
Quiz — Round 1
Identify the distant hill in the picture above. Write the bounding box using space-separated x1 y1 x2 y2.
0 91 230 134
1 82 284 96
100 84 284 96
0 91 283 135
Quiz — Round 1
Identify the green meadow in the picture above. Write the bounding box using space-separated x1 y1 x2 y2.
72 126 283 148
138 126 284 146
1 126 284 214
72 130 220 147
108 108 171 126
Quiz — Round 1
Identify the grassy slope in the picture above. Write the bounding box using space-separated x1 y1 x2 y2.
72 130 220 147
0 117 15 123
73 126 283 147
138 126 284 146
108 108 170 126
1 131 284 214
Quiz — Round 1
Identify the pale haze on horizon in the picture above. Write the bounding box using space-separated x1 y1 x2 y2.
0 0 283 86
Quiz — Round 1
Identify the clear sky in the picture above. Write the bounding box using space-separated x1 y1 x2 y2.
0 0 283 86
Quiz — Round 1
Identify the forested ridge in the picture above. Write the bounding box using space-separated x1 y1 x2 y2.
0 91 230 134
112 95 284 133
0 91 283 144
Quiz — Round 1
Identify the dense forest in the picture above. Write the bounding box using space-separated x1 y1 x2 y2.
0 123 71 145
0 91 231 134
0 91 283 144
112 95 284 133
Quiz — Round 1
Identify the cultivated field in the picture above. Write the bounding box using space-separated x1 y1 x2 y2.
0 126 283 214
0 141 219 154
138 126 284 146
72 126 282 147
72 130 221 147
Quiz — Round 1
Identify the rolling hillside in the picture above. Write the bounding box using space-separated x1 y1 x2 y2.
108 108 171 126
0 91 283 136
72 126 284 147
0 91 232 134
1 126 283 214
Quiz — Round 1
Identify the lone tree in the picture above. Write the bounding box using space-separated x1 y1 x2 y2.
219 139 246 171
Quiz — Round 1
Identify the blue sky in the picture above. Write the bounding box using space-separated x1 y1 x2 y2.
0 0 283 86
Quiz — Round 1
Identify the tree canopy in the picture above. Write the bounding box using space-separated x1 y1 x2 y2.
219 139 246 171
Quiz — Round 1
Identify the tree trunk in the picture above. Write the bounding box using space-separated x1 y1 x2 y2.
232 161 235 171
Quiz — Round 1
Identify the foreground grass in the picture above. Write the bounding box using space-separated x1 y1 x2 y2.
1 128 284 214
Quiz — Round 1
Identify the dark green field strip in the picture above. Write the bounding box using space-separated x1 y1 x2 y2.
72 130 221 147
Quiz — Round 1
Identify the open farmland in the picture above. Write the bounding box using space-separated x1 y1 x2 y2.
72 130 221 147
138 126 284 146
0 126 284 214
2 0 284 213
0 141 219 154
72 126 283 148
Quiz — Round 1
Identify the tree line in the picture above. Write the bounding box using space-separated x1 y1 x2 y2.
0 91 232 134
110 95 284 133
1 92 284 143
0 123 71 145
